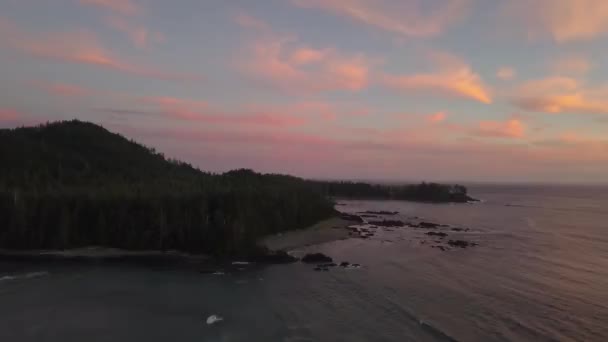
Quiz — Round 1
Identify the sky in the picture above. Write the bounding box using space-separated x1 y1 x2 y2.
1 0 608 183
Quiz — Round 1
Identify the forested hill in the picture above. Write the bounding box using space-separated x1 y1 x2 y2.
0 120 474 255
0 121 335 255
0 120 204 192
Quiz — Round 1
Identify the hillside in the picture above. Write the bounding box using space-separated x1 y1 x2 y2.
0 120 204 192
0 121 335 255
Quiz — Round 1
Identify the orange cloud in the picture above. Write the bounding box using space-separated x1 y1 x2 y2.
382 52 491 104
0 19 200 82
79 0 142 16
497 67 516 80
506 0 608 42
292 0 470 37
474 119 526 138
513 77 608 114
552 55 592 75
426 112 447 124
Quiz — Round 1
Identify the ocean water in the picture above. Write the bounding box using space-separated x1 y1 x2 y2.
1 184 607 341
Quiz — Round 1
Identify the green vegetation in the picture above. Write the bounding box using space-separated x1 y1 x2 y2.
0 121 334 255
0 120 474 256
312 181 474 203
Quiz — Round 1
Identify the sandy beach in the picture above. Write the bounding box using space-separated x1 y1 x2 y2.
0 217 354 261
259 216 352 252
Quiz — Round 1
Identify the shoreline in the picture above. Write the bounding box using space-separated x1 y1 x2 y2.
0 246 209 263
0 216 356 264
259 216 353 252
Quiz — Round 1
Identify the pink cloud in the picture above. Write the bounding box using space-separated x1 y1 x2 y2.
0 108 20 121
532 133 608 164
0 19 200 82
382 52 492 104
474 119 526 138
142 96 307 127
497 67 516 80
234 12 271 31
506 0 608 42
426 112 447 124
551 55 592 75
512 77 608 114
289 47 329 65
119 121 608 182
79 0 142 16
236 13 372 93
105 16 159 49
28 80 92 97
292 0 470 37
243 37 371 93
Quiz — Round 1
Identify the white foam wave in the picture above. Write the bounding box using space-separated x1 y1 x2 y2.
0 271 49 283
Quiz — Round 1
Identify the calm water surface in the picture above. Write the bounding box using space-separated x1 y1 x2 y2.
1 185 607 341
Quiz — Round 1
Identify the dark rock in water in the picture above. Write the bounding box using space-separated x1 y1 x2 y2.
426 232 448 237
317 263 337 267
254 250 299 264
360 214 378 218
340 262 350 267
200 267 224 274
359 210 399 216
302 253 333 263
322 268 329 272
450 227 470 232
368 220 405 227
447 240 477 248
419 222 440 228
340 213 364 223
314 267 322 271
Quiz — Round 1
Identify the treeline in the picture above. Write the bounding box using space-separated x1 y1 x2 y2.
0 120 473 256
0 121 334 255
312 181 474 203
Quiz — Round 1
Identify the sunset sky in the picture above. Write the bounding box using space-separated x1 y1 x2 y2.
1 0 608 183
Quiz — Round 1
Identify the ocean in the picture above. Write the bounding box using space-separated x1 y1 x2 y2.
1 184 607 341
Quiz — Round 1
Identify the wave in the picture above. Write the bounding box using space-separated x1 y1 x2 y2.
503 203 608 216
0 271 49 283
419 319 460 342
